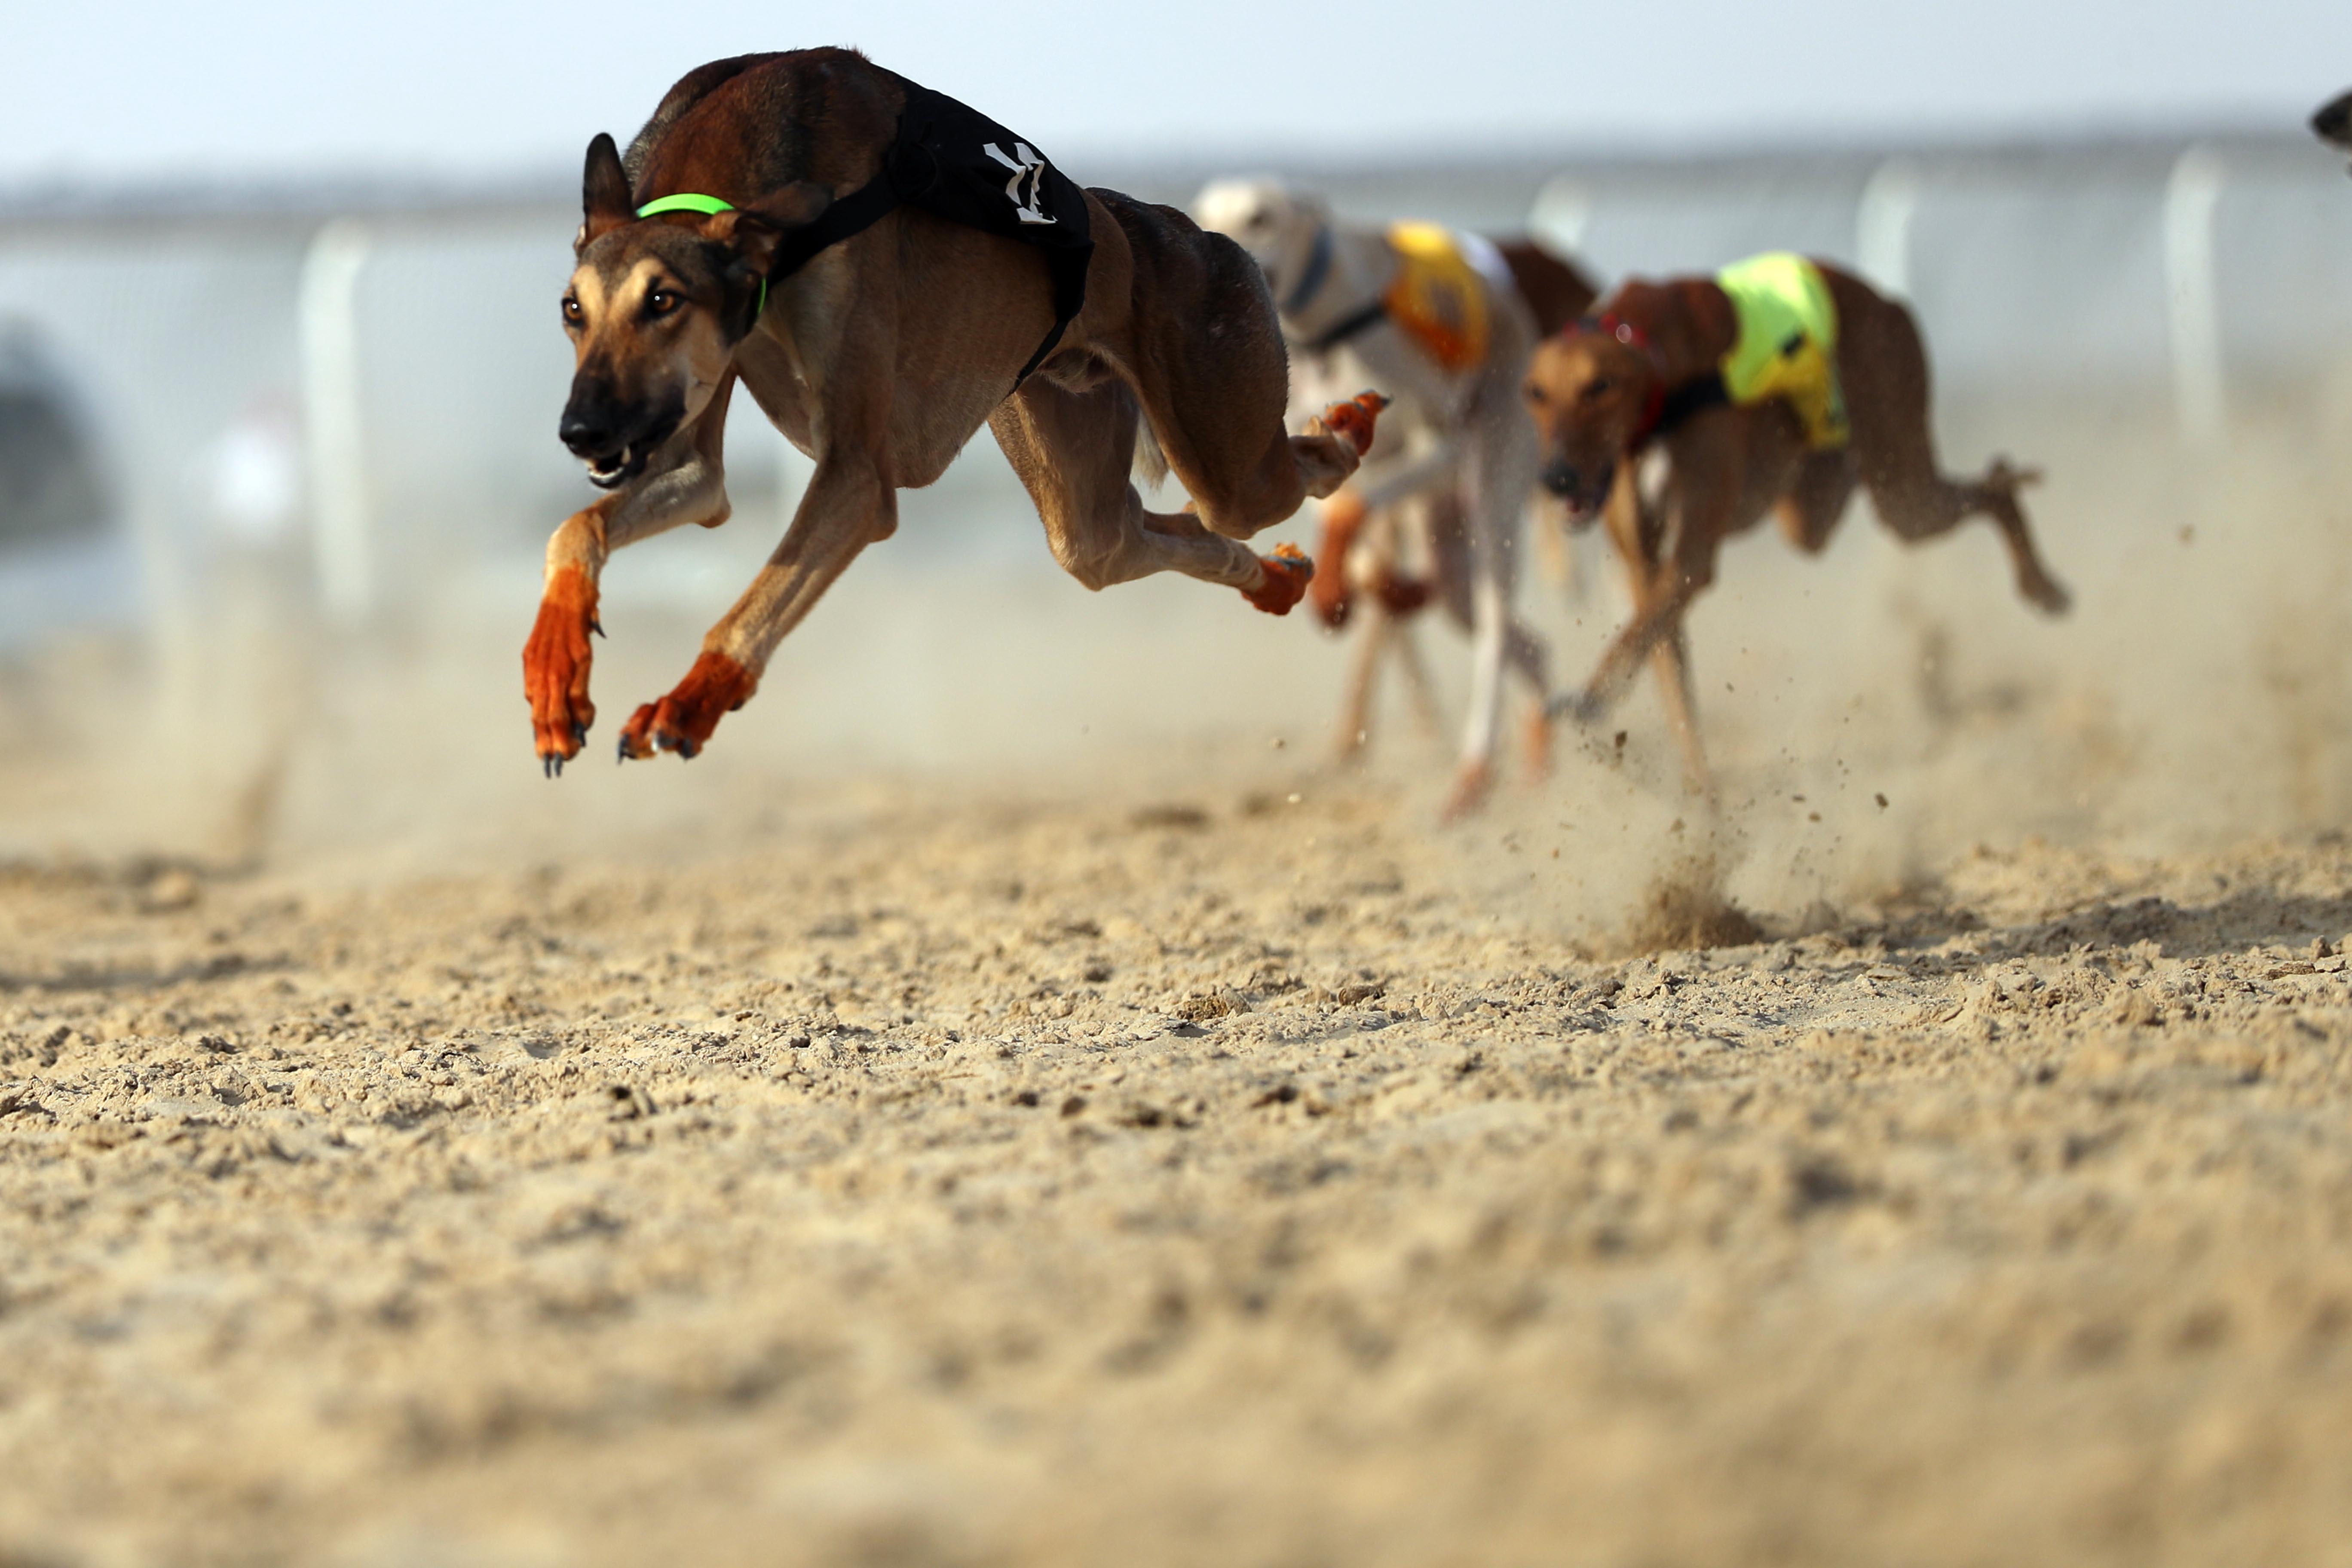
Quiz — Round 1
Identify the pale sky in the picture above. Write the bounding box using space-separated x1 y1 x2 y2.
5 0 2349 186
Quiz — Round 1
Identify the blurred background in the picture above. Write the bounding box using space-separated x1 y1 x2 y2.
3 0 2352 924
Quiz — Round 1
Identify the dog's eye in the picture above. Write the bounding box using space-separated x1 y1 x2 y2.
1584 377 1612 399
646 289 680 317
1523 382 1548 406
560 296 583 326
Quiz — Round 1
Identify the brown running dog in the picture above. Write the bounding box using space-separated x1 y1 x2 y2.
524 49 1384 772
1521 259 2069 790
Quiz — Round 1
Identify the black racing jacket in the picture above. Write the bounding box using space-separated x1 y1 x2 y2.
769 73 1093 385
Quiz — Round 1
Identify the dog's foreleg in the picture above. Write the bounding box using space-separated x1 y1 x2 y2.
1648 626 1711 796
525 383 738 773
1556 573 1706 728
1507 618 1554 780
615 453 890 761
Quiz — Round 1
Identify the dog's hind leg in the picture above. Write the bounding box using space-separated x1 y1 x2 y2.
525 375 741 772
1843 291 2070 613
1104 194 1381 570
1775 449 1859 554
991 380 1283 599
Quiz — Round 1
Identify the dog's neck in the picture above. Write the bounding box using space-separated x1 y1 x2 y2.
1276 221 1398 343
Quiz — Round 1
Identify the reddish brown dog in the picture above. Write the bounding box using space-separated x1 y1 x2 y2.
1522 261 2068 788
523 49 1382 772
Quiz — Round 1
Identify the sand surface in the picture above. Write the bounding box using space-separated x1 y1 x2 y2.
4 400 2352 1565
5 764 2352 1567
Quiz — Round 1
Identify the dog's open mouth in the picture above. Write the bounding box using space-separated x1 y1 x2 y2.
584 444 642 490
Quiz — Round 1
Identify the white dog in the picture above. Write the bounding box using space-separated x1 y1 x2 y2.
1196 178 1588 815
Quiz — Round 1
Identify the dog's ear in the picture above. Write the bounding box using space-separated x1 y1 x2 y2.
703 182 834 275
578 133 634 251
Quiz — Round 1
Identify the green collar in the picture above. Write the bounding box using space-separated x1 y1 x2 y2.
633 193 767 322
635 192 735 218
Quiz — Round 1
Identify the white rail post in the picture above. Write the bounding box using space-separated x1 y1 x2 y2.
1530 176 1595 259
1856 159 1920 300
299 218 375 620
2164 145 2228 446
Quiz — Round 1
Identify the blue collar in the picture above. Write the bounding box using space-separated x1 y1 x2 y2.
1282 222 1334 317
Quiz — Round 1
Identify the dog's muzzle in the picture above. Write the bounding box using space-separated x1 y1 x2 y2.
560 387 681 490
1541 458 1614 521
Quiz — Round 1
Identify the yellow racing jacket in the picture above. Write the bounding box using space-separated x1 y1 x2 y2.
1383 222 1492 375
1715 253 1850 450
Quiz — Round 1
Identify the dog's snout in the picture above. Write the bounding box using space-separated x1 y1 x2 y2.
559 405 616 459
1541 461 1580 499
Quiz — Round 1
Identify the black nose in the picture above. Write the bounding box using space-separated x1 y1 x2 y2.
1541 462 1579 499
560 409 615 459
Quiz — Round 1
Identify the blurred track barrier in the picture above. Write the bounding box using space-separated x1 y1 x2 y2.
2164 145 2229 446
299 218 374 622
0 132 2346 860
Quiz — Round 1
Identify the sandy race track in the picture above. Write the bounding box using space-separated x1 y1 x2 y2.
4 404 2352 1565
5 763 2352 1566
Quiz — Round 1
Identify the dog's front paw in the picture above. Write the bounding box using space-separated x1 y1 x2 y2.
1241 545 1316 616
524 567 600 776
616 651 757 762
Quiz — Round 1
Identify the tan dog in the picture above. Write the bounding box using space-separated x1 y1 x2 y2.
524 50 1384 772
1522 258 2068 789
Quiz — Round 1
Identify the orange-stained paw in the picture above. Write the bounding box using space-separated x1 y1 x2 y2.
1310 492 1368 628
1242 544 1316 616
616 650 758 762
1318 391 1391 457
524 566 601 776
1438 757 1494 823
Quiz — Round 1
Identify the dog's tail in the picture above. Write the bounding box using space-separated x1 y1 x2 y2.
1127 387 1173 490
